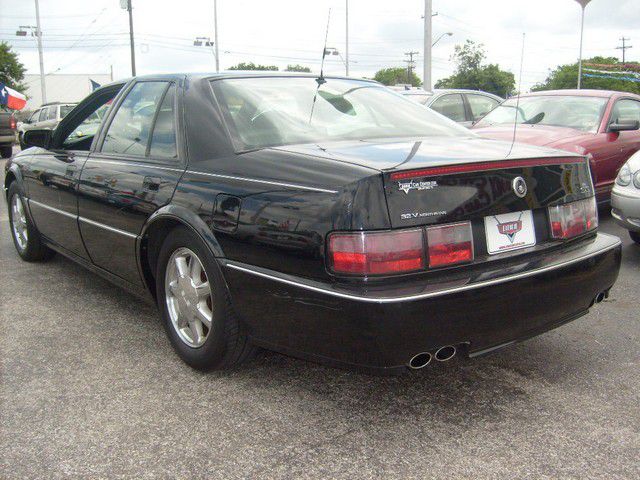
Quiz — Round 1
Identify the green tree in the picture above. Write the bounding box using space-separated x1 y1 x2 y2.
532 56 640 94
0 42 27 92
285 64 311 72
228 62 278 71
373 67 421 87
435 40 514 97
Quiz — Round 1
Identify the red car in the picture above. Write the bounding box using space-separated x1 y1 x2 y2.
472 90 640 202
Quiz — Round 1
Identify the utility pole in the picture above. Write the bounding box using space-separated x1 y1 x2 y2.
575 0 591 89
616 37 632 63
345 0 349 76
126 0 136 76
423 0 432 91
34 0 46 103
404 51 419 84
213 0 220 72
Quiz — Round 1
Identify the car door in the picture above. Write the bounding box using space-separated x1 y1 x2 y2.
466 93 500 124
429 94 470 126
22 90 121 259
78 79 185 286
592 98 640 196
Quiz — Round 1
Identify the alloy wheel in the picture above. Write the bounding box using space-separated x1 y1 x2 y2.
11 194 28 251
164 247 213 348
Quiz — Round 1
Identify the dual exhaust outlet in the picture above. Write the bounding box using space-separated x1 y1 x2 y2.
408 345 457 369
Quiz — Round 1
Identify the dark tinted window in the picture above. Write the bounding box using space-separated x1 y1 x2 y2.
102 81 167 156
430 94 466 122
148 85 177 158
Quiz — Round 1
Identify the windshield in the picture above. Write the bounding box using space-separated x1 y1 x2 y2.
475 95 608 132
212 77 469 151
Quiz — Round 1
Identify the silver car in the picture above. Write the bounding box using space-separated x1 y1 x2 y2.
396 88 503 128
18 102 76 149
612 150 640 244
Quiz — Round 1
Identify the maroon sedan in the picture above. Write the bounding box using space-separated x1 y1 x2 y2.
472 90 640 202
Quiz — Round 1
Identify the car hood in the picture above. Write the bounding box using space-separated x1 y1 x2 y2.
271 135 579 172
472 124 593 147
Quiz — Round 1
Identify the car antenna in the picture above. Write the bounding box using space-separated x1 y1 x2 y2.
507 33 526 158
309 8 331 123
316 8 332 86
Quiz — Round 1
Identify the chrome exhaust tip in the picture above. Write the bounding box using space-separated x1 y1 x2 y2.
594 291 606 304
408 352 432 369
434 345 457 362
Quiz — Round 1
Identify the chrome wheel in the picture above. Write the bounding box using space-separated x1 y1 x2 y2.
11 194 28 251
164 247 213 348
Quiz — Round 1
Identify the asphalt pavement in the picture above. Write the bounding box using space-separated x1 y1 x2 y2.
1 151 639 479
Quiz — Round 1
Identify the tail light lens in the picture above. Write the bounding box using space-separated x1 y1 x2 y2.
328 229 425 275
426 222 474 267
9 115 16 130
548 197 598 240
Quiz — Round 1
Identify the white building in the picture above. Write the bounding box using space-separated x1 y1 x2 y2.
23 73 113 110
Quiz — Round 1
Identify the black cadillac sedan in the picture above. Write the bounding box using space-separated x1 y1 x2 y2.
4 73 621 373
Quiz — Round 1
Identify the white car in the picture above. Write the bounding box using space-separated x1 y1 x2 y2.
612 150 640 244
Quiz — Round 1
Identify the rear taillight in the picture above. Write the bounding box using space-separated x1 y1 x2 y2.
426 222 474 268
328 229 425 275
548 197 598 240
9 115 16 130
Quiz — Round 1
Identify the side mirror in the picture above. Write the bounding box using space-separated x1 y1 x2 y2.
23 129 52 149
609 120 640 132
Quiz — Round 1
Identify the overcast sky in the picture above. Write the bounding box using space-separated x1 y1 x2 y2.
1 0 636 92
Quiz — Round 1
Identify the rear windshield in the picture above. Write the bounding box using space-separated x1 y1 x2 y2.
212 77 469 151
475 95 608 132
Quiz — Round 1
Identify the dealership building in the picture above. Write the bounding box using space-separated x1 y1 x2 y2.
22 73 113 111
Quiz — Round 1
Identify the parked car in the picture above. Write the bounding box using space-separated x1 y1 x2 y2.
0 107 17 158
611 150 640 244
5 73 621 373
18 102 76 149
395 87 503 127
472 90 640 203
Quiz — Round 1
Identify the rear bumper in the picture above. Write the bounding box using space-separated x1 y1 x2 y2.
0 132 16 145
221 233 621 372
611 187 640 232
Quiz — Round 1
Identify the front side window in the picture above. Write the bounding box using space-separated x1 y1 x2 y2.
610 99 640 125
38 109 47 122
46 105 57 120
29 110 40 123
467 94 499 120
430 94 467 122
475 95 608 133
212 77 468 151
101 81 169 156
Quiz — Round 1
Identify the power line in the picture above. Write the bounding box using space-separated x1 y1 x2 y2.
616 37 632 63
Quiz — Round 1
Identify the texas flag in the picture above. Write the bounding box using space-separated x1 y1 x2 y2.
0 83 27 111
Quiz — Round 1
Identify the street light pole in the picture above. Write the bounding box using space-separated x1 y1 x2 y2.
213 0 219 72
127 0 136 76
432 32 452 47
345 0 349 76
423 0 432 91
33 0 46 103
575 0 591 89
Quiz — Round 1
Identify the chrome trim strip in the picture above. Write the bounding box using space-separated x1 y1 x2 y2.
78 216 138 239
223 235 621 304
28 199 76 219
86 158 184 173
185 170 339 194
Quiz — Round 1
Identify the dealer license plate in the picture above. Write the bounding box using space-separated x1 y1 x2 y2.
484 210 536 254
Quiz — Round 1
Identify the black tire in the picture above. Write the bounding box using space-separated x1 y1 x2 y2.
0 145 12 159
7 182 55 262
155 226 256 370
630 231 640 244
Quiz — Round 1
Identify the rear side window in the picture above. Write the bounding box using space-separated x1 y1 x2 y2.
610 99 640 124
148 85 177 158
101 81 168 157
430 94 466 122
467 94 499 120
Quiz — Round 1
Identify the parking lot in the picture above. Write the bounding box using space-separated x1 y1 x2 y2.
1 150 638 479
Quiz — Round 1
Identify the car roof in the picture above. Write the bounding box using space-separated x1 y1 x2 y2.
521 89 637 99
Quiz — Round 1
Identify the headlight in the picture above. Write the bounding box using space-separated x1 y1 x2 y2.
616 164 631 186
634 171 640 189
